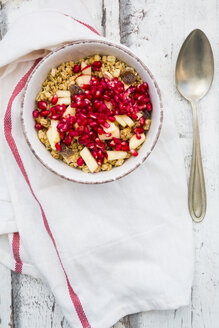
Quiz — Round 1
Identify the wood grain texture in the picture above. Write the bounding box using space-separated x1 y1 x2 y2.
0 0 219 327
0 265 12 328
12 273 70 328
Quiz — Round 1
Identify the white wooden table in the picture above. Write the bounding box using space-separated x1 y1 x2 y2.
0 0 218 327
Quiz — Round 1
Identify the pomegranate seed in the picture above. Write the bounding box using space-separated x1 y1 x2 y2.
35 123 43 130
81 84 90 90
138 105 147 110
40 110 50 117
59 123 69 132
121 145 129 151
37 101 48 110
145 97 150 103
92 151 98 159
105 133 112 137
108 116 116 122
139 117 145 126
95 90 101 98
131 113 138 120
91 77 99 86
32 110 39 118
104 94 110 101
91 86 97 95
113 138 121 145
60 132 65 140
55 142 61 151
55 104 62 112
63 136 72 146
97 127 104 135
119 103 124 110
90 121 98 127
51 93 58 105
103 121 110 128
115 144 122 151
77 157 84 166
93 61 102 71
142 82 148 90
69 130 78 137
114 95 119 102
95 138 102 146
136 133 142 140
50 114 60 120
146 103 152 111
135 127 144 134
88 143 95 149
73 64 81 73
121 141 129 151
130 149 138 157
93 61 102 68
137 95 145 103
84 90 92 99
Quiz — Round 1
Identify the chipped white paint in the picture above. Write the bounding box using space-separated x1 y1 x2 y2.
0 265 12 327
0 0 219 327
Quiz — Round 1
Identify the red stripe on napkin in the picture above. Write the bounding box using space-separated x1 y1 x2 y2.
4 60 91 328
63 13 100 35
12 232 23 273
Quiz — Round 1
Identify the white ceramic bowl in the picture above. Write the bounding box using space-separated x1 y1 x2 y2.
21 40 163 184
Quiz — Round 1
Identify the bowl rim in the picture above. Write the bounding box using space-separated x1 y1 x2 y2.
21 39 163 184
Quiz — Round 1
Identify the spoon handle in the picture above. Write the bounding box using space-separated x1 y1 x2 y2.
188 102 206 222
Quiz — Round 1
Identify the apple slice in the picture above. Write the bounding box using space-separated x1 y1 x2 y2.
76 74 91 86
46 120 60 150
136 112 143 120
111 125 120 138
82 74 91 85
57 97 71 105
124 84 130 90
101 69 113 80
104 101 113 110
76 74 85 86
115 115 127 127
99 134 113 140
107 151 127 161
56 90 71 98
80 147 98 173
99 121 120 140
63 105 75 117
104 121 120 137
129 133 146 150
121 115 134 127
81 62 92 75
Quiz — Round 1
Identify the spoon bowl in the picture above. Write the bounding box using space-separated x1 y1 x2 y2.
175 29 214 222
176 29 214 102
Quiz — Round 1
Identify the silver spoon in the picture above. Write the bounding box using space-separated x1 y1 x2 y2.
175 29 214 222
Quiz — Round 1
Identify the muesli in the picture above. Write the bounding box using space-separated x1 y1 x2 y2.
33 55 152 173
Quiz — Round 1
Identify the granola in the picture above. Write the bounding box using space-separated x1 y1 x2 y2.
33 55 152 173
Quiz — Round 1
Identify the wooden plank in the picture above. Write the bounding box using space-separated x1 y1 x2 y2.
119 1 219 328
12 272 70 328
0 265 12 328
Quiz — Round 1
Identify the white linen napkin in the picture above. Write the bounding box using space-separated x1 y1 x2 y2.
0 1 193 327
